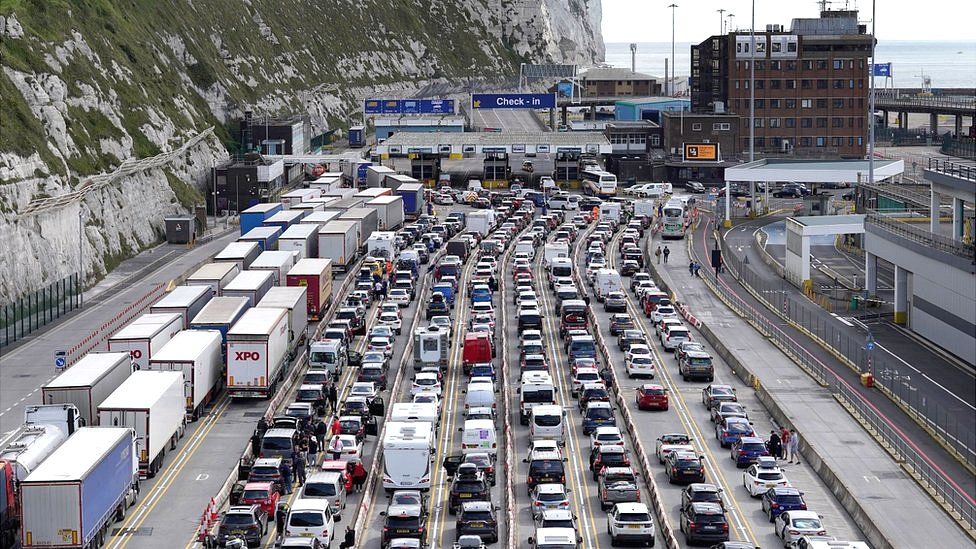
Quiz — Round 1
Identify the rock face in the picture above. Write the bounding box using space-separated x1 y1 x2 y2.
0 2 604 302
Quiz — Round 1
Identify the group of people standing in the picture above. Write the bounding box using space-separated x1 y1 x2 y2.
767 427 801 463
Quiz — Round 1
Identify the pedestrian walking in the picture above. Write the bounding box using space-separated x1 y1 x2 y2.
352 459 367 492
308 436 319 467
314 419 327 450
279 460 293 494
780 427 790 460
339 526 356 549
655 246 662 264
328 434 344 461
327 384 338 414
788 430 800 463
275 503 289 539
688 261 695 276
294 455 307 486
767 430 782 459
693 262 701 277
331 415 341 436
662 246 671 264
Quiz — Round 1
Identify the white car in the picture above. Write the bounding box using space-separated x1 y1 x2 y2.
743 457 790 496
377 312 403 335
379 301 401 319
411 372 442 397
775 510 827 545
650 305 678 325
589 426 624 450
429 316 453 336
348 382 377 401
624 345 653 363
368 336 393 357
571 367 601 397
625 354 656 379
337 434 363 459
412 391 441 411
531 483 571 519
389 289 411 307
656 317 683 337
607 502 655 547
655 433 694 464
520 330 543 346
470 301 494 318
527 439 562 460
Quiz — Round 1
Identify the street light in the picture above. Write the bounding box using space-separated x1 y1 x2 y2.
868 0 877 187
717 8 726 35
78 207 84 308
668 4 678 97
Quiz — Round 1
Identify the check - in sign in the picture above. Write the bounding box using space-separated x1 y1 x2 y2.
472 93 556 109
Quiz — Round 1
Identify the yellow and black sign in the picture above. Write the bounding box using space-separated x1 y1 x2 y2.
683 143 720 161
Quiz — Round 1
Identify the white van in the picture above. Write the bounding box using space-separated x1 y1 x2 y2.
464 381 496 414
461 418 498 456
284 498 335 545
549 192 580 211
391 402 440 428
301 472 347 520
530 404 566 445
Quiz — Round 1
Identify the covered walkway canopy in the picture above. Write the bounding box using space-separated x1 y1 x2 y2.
786 214 865 288
375 131 611 158
725 158 904 184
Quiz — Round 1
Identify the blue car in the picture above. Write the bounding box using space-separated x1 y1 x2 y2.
582 402 615 435
761 487 807 521
469 362 496 381
470 285 493 305
432 283 455 307
730 436 769 467
715 417 755 448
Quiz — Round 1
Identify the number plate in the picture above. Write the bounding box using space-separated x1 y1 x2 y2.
459 493 472 498
627 524 642 529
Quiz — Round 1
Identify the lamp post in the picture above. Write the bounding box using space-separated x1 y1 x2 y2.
668 4 678 97
717 8 726 35
868 0 877 187
78 207 84 308
749 0 757 216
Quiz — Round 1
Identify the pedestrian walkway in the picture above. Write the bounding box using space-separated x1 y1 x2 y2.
0 226 238 433
645 227 973 548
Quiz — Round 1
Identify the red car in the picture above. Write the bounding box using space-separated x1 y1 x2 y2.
636 384 669 411
320 460 354 492
240 481 280 517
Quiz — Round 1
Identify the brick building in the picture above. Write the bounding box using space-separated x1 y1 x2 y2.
579 68 663 97
691 9 873 158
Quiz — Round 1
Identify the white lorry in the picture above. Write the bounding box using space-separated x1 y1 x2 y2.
256 286 309 360
42 352 132 425
185 262 241 297
543 242 570 265
226 307 290 399
279 223 319 260
213 241 261 270
98 371 185 477
465 210 496 236
146 330 223 420
382 421 434 492
366 195 405 230
594 268 623 302
318 220 360 271
222 270 275 307
149 285 212 329
249 250 298 285
106 313 182 371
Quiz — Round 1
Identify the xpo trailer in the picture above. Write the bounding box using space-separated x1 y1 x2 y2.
222 270 275 307
185 262 241 297
318 220 359 271
106 313 182 371
226 307 290 399
249 250 298 286
286 258 333 321
19 427 138 549
279 223 319 260
147 330 223 420
41 352 132 425
149 285 212 329
214 241 261 270
190 296 250 352
97 371 184 478
257 286 309 360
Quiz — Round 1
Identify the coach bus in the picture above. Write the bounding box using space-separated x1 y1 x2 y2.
660 199 686 239
581 169 617 198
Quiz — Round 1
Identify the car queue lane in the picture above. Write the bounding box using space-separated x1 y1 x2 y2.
108 274 352 549
598 226 863 548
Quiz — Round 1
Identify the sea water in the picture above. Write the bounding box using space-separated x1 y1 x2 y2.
605 41 976 89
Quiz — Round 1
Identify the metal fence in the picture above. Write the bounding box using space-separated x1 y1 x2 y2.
928 156 976 181
940 137 976 160
866 209 975 260
706 234 976 532
1 273 82 348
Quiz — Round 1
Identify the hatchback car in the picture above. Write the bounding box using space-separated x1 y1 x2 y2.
731 436 770 468
530 483 571 519
217 505 266 548
607 502 655 547
635 384 669 411
742 457 790 496
761 486 807 522
581 401 615 435
702 384 738 409
456 500 499 543
603 292 628 313
626 353 656 379
666 450 706 484
710 402 748 424
608 314 635 335
381 499 427 546
239 482 279 518
716 417 756 448
679 502 729 544
589 426 625 450
680 483 724 511
774 510 827 544
411 372 442 396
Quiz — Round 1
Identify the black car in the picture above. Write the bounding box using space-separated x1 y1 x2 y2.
448 464 491 514
608 314 635 336
456 500 499 543
617 330 646 352
524 451 566 493
685 181 706 193
381 500 427 545
681 483 725 511
773 184 811 198
426 296 449 320
216 505 266 548
680 502 729 544
619 260 640 277
666 450 706 484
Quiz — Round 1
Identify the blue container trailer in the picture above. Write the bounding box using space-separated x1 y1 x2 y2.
240 202 282 236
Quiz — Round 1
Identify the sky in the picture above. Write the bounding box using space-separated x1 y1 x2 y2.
601 0 976 42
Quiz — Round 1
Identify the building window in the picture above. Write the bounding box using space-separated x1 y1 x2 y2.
651 135 660 146
786 61 797 70
817 60 828 70
692 123 702 131
858 98 864 108
833 60 844 69
832 137 843 146
801 99 812 108
817 117 828 128
788 42 797 53
858 79 864 88
755 118 764 128
833 79 844 89
817 98 828 108
756 41 766 54
712 123 731 131
786 79 796 89
769 118 781 128
756 80 764 89
801 117 813 128
771 137 783 148
858 118 864 128
849 79 855 88
744 61 750 70
848 117 856 127
744 80 750 89
771 79 781 89
800 137 812 146
849 60 855 69
736 61 740 70
832 117 844 127
859 59 865 69
817 79 828 89
832 99 844 108
771 99 781 108
771 60 781 70
755 137 766 147
735 80 740 89
755 61 765 70
771 42 782 54
803 60 813 70
785 118 796 128
786 99 797 108
849 137 855 146
816 137 826 147
801 79 812 89
858 136 863 145
848 98 855 108
755 99 765 108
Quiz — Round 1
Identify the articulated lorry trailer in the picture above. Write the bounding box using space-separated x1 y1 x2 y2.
19 427 139 549
97 371 185 477
106 312 182 371
226 307 290 399
149 284 212 329
257 286 309 361
147 330 224 421
42 352 132 426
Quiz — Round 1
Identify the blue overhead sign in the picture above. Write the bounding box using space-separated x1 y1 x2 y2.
472 93 556 109
871 63 892 77
364 99 457 115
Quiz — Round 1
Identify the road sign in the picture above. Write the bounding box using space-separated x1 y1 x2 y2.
683 143 720 161
365 99 456 115
471 93 556 109
421 99 455 114
865 331 876 351
871 63 892 77
55 350 67 371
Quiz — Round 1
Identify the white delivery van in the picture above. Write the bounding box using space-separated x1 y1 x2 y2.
460 418 497 456
530 404 566 445
463 382 496 415
594 268 623 301
284 498 334 545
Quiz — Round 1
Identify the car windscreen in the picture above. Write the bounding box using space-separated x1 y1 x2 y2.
223 513 255 526
297 389 321 401
242 489 269 501
536 491 565 502
310 351 336 364
586 407 613 420
727 422 752 434
453 480 486 493
775 494 804 505
262 436 292 451
461 510 494 521
757 472 783 480
523 389 554 403
688 356 712 365
694 513 726 524
741 443 766 452
530 460 564 474
618 512 652 522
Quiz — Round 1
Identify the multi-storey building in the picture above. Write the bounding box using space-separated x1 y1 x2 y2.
691 9 873 158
